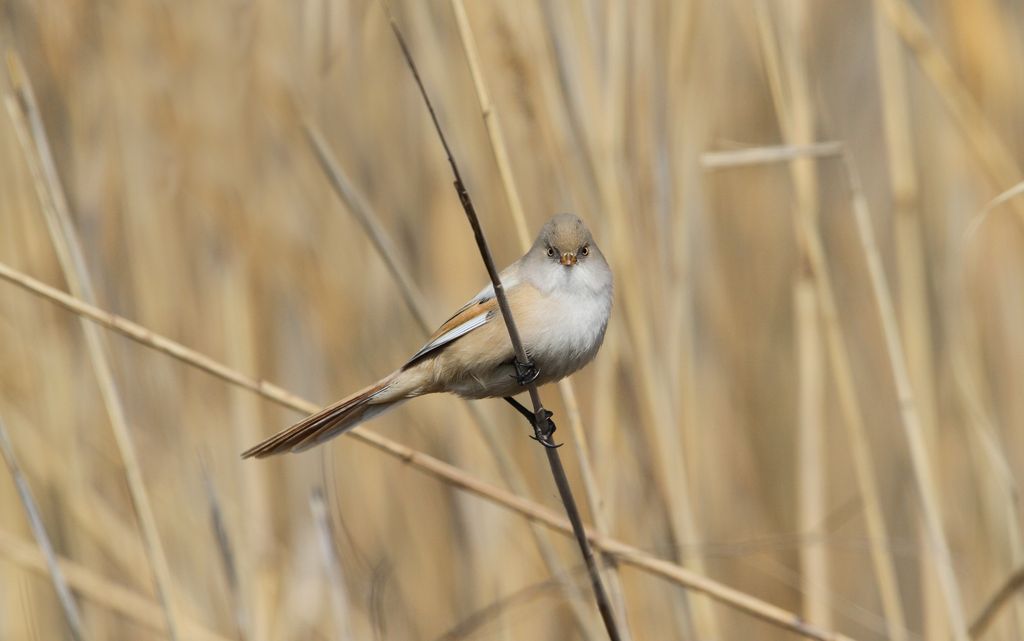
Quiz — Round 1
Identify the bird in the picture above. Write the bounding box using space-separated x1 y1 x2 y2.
242 213 612 458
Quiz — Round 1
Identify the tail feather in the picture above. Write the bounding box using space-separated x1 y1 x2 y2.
242 377 395 458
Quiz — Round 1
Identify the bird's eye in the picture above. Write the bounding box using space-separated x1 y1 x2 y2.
546 247 556 258
580 245 590 257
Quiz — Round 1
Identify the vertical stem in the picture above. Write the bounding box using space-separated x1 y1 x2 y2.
773 4 832 625
795 272 829 627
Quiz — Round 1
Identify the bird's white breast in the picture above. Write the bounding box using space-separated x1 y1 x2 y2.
524 263 612 382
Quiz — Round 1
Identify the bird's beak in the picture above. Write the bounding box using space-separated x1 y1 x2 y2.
560 252 577 266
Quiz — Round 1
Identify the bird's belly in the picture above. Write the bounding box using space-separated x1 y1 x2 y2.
522 286 611 383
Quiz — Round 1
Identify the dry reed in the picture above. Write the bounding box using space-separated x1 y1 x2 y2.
2 2 1022 640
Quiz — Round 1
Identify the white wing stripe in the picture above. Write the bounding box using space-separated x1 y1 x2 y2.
405 310 493 364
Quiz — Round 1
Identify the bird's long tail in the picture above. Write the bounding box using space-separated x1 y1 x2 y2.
241 375 404 458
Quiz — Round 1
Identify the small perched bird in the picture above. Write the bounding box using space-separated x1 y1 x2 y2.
242 213 612 457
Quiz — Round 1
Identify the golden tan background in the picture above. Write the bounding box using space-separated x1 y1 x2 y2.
1 0 1023 640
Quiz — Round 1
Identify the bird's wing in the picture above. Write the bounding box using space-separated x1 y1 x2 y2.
403 266 520 367
403 295 498 367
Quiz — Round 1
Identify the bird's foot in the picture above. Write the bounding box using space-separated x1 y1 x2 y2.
513 360 540 386
530 409 562 449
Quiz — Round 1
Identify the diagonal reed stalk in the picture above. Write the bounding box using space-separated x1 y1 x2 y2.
377 6 623 639
966 181 1024 241
448 0 530 251
0 416 87 641
301 120 601 640
881 0 1024 228
0 258 860 641
5 51 182 641
971 565 1024 639
5 410 150 578
447 1 633 636
198 456 249 641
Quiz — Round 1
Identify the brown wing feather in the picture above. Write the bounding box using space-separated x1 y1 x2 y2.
432 297 495 339
403 296 498 367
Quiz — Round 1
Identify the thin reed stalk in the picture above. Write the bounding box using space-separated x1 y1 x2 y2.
302 123 432 329
0 258 861 641
449 0 530 251
701 142 844 169
770 2 833 627
966 181 1024 241
0 417 86 641
310 489 355 641
4 52 181 641
199 457 248 641
6 413 150 579
842 153 969 641
795 274 829 627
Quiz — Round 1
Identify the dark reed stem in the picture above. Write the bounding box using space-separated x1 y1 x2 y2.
969 564 1024 638
379 6 622 640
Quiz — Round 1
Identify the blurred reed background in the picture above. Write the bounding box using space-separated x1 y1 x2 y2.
1 0 1023 640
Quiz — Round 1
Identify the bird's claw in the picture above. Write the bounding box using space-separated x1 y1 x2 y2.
530 409 562 448
513 360 540 386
